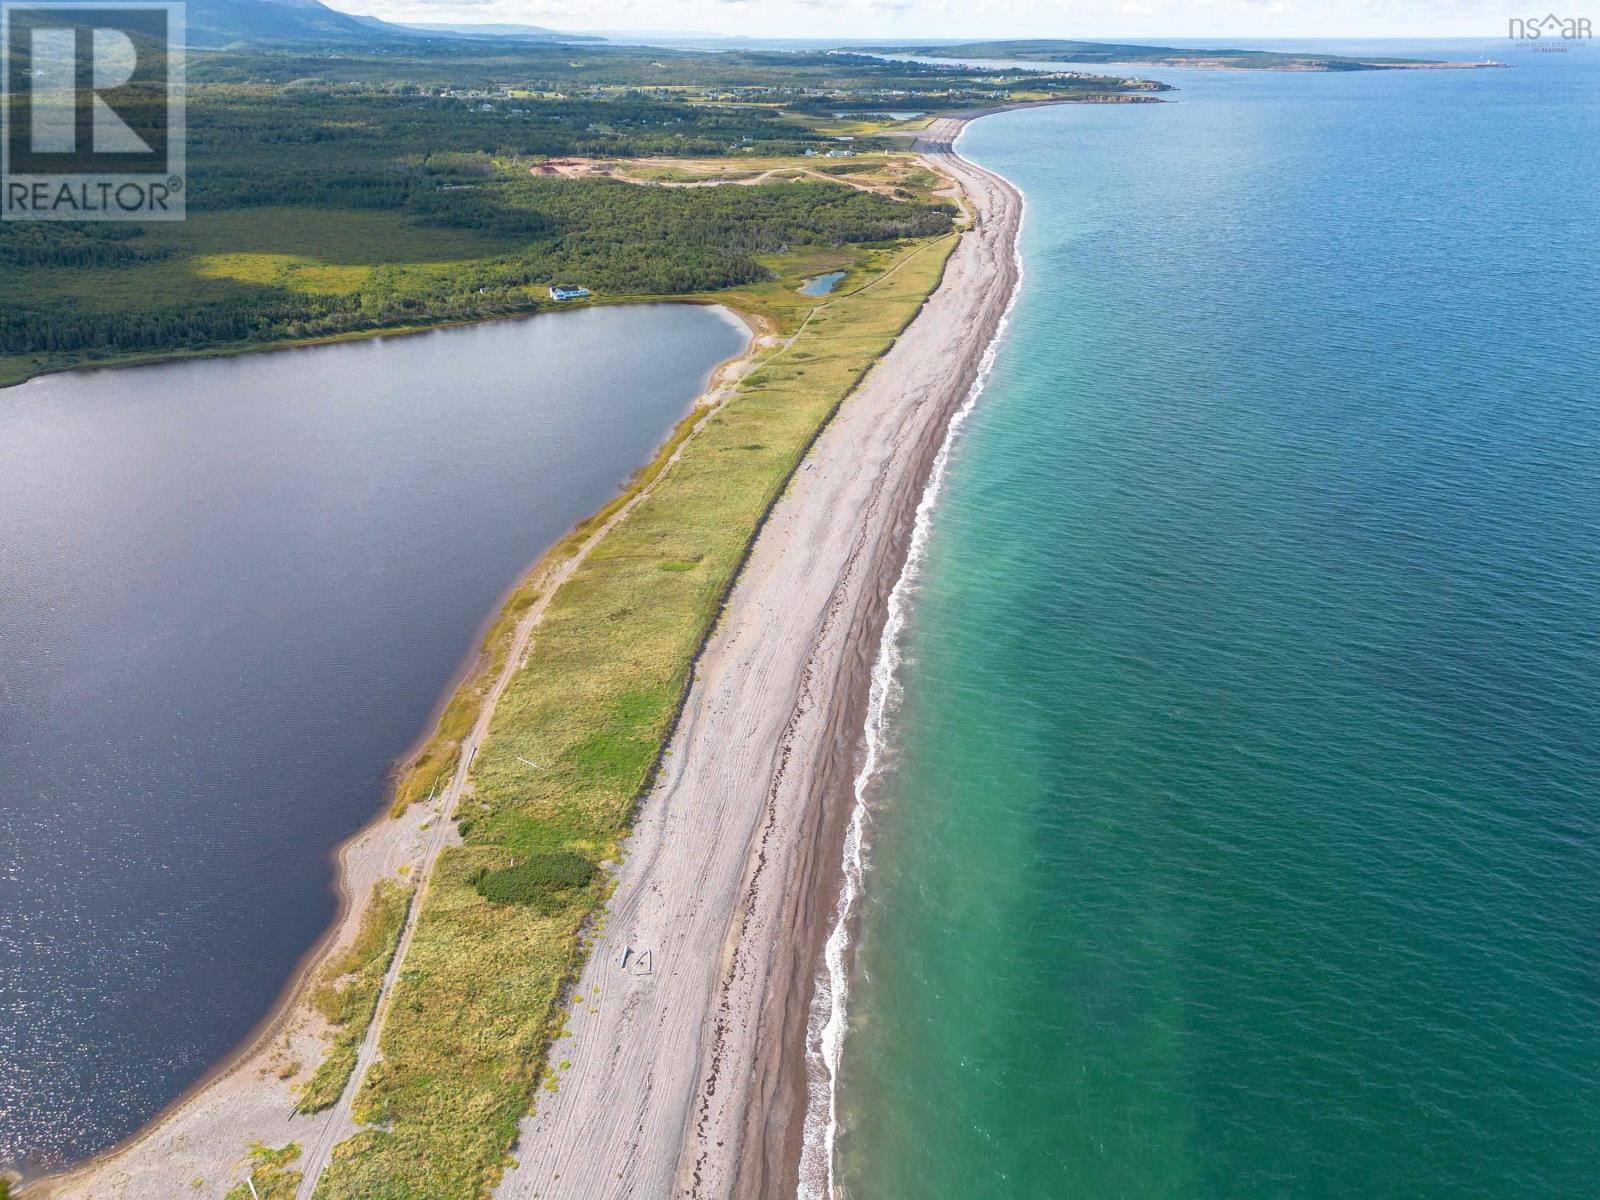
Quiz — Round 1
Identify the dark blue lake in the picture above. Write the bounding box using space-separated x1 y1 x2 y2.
0 304 747 1172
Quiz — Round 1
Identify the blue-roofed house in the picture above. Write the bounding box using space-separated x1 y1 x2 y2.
549 286 592 302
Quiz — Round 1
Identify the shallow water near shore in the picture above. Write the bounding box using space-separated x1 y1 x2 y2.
833 43 1600 1199
0 304 746 1173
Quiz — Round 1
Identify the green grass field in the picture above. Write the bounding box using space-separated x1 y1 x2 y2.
310 230 957 1199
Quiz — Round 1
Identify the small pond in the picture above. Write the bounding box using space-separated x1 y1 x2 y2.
800 271 847 297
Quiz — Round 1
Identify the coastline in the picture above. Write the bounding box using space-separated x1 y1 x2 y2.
0 297 749 395
19 111 1021 1199
18 304 763 1200
741 117 1024 1198
797 119 1026 1199
489 111 1023 1200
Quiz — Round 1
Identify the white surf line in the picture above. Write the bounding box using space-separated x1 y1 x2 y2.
795 131 1027 1200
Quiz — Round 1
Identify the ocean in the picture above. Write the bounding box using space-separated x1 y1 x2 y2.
825 41 1600 1199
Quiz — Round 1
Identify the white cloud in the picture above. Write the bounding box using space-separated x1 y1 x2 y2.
331 0 1519 39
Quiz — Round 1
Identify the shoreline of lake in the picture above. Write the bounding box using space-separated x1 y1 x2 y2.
8 303 758 1196
0 295 751 395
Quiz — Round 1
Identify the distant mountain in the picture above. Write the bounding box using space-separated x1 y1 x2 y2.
402 22 603 41
178 0 605 49
184 0 416 47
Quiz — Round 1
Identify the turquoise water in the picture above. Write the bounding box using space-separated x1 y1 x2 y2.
832 45 1600 1199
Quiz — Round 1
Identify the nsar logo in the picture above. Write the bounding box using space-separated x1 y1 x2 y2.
1508 12 1593 45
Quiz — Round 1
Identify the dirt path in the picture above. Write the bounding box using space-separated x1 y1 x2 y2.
541 156 899 195
289 314 769 1198
634 165 894 194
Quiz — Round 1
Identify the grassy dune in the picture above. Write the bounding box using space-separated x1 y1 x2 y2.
296 881 415 1113
223 1142 303 1200
311 230 957 1199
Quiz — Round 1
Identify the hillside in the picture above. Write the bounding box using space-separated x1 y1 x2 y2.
184 0 414 47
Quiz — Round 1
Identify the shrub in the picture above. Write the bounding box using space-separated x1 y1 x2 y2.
472 852 593 908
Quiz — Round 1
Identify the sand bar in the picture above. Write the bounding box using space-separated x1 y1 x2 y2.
493 115 1022 1200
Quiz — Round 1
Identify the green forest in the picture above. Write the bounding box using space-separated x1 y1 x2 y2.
1 178 954 360
0 40 1156 382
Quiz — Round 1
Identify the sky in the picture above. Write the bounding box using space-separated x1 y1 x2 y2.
326 0 1541 41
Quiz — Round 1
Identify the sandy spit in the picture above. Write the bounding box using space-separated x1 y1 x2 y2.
492 115 1022 1200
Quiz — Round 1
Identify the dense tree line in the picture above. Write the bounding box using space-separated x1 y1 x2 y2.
0 224 173 268
177 88 851 212
413 177 956 260
0 288 541 357
0 178 954 356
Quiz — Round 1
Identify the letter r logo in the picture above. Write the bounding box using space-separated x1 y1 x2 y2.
1 1 186 221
